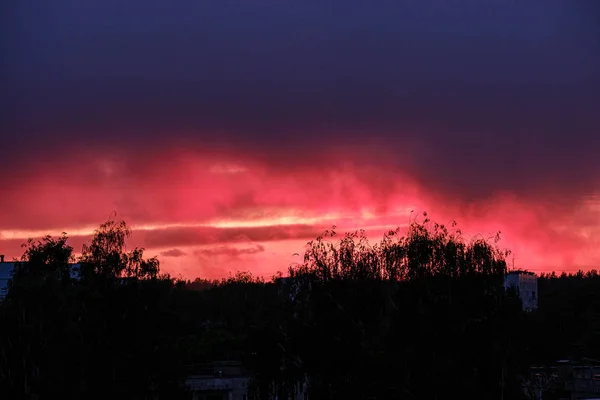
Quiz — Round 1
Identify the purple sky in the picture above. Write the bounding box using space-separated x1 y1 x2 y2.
1 1 599 277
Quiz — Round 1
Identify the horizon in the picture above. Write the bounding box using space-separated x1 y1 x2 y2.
0 217 595 281
2 1 599 279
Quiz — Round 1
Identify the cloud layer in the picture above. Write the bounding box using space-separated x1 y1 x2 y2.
1 1 599 277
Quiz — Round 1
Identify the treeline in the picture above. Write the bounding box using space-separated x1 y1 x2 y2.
528 269 600 365
1 215 600 399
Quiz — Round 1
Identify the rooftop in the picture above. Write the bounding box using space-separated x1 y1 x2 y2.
506 270 536 276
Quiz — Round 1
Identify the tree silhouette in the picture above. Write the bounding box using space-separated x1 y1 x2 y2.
0 218 185 398
2 214 600 399
79 219 159 281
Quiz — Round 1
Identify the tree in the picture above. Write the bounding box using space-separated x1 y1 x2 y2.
276 213 522 399
0 218 184 398
79 218 159 281
10 213 597 399
0 234 79 395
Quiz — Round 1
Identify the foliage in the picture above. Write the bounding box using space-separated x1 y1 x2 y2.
79 219 159 281
2 213 600 399
276 215 518 399
0 218 181 398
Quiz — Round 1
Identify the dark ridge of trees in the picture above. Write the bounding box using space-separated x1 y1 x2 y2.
1 213 600 399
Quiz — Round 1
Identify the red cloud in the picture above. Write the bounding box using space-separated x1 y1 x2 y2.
1 145 598 279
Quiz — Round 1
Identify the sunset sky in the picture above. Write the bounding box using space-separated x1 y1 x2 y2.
2 1 599 279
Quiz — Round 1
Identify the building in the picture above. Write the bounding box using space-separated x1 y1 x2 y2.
524 359 600 399
562 360 600 400
184 361 309 400
0 255 12 299
504 270 538 311
185 361 251 400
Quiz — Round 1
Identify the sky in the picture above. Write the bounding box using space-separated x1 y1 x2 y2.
1 1 600 279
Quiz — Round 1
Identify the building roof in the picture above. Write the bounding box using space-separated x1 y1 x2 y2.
506 270 536 276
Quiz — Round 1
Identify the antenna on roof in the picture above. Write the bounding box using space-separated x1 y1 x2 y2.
511 255 519 272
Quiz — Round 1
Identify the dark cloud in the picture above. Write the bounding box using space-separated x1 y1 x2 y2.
142 225 321 249
2 0 599 202
194 244 266 258
159 248 187 258
0 225 313 261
